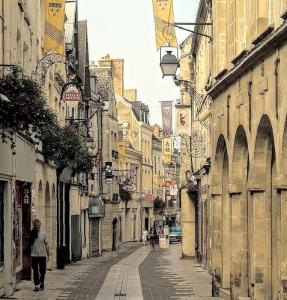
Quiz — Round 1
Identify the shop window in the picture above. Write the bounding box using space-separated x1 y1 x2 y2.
0 183 3 267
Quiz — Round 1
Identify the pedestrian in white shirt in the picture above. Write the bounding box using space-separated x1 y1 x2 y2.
29 219 49 292
142 228 148 245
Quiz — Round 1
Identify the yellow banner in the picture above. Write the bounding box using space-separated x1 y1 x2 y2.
152 0 178 50
163 154 171 164
118 141 126 163
44 0 65 55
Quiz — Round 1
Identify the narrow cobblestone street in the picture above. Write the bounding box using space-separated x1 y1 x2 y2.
8 243 221 300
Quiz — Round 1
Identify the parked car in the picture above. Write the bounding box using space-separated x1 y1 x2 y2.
169 226 182 243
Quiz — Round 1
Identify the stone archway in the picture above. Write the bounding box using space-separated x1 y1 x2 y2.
37 180 43 219
251 115 276 299
231 126 249 298
212 135 230 292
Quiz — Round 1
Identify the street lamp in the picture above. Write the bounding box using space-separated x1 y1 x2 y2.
160 51 179 78
85 134 94 148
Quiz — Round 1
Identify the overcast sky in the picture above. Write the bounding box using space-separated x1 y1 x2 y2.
78 0 200 125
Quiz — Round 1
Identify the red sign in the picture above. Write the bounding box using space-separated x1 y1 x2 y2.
62 85 81 102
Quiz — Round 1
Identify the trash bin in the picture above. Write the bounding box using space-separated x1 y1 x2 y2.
57 246 65 269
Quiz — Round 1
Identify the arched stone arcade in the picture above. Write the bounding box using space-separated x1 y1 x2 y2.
212 134 230 290
230 125 249 298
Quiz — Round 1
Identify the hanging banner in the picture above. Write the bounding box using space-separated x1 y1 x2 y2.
161 101 173 134
105 162 113 184
175 106 192 135
152 0 178 50
162 137 172 164
44 0 65 55
173 136 181 152
170 184 178 196
118 141 126 163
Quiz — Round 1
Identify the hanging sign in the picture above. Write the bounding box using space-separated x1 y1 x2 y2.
105 162 113 183
62 84 82 102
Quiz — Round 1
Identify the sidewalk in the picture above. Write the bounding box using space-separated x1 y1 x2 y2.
6 242 141 300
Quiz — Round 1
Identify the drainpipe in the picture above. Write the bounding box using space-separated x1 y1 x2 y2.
274 54 280 120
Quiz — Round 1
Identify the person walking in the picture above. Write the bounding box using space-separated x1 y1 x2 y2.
29 219 49 292
142 228 148 245
149 226 158 251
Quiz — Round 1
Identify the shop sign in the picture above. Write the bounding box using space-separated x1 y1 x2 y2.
89 196 104 218
105 162 113 183
62 84 82 102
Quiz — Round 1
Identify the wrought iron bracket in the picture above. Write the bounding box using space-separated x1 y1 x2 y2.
174 23 212 43
33 53 71 83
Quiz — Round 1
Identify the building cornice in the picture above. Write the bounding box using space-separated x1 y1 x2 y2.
208 21 287 99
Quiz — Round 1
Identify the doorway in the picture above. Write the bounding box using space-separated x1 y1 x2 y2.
112 218 118 251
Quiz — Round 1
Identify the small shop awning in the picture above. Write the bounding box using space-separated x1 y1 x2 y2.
89 196 104 218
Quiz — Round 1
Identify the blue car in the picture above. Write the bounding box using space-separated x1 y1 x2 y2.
169 227 182 243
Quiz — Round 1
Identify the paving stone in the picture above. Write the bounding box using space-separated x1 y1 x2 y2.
10 242 141 300
139 244 223 300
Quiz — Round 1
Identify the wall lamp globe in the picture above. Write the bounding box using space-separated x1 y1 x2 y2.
85 134 94 148
160 51 179 78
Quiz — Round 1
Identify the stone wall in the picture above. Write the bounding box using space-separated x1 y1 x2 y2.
209 2 287 299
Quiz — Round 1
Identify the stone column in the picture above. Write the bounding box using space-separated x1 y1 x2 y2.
212 193 222 288
230 192 249 298
279 189 287 298
250 191 271 299
181 188 195 257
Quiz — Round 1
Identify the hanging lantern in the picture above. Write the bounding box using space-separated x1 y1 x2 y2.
170 181 175 187
162 181 167 187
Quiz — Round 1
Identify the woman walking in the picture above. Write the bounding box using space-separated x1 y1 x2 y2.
149 226 157 251
29 219 49 291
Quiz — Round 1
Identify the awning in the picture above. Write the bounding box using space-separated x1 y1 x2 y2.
89 196 104 218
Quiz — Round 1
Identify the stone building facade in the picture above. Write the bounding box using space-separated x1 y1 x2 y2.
0 0 66 296
90 59 120 252
116 95 143 243
207 0 287 299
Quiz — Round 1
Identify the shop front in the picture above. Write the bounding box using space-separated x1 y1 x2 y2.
0 135 35 297
88 196 104 256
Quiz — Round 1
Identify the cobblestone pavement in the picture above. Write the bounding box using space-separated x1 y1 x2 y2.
7 242 141 300
139 243 223 300
6 242 222 300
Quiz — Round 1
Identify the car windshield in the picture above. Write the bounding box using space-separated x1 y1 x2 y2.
170 227 181 233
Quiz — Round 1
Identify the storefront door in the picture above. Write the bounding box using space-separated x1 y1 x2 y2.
15 182 31 280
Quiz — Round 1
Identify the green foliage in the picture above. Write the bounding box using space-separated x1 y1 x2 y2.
0 72 93 173
153 197 166 215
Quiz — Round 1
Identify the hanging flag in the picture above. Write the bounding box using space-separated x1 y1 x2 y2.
162 136 172 164
44 0 65 55
161 101 173 134
175 106 192 135
152 0 178 50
